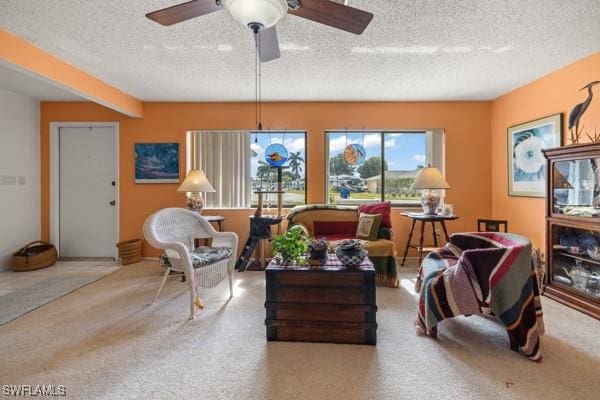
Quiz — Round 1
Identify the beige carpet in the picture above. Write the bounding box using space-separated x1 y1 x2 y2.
1 260 599 400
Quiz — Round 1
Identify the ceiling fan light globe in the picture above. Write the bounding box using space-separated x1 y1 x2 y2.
224 0 288 29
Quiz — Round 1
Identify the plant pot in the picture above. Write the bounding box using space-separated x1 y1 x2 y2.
275 256 295 266
309 248 327 261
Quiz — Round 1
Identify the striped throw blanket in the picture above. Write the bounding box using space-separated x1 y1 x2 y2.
416 232 544 361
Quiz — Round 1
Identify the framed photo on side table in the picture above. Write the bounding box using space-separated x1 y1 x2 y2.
134 143 180 183
508 114 562 197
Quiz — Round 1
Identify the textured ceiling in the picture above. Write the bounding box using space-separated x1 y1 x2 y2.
0 63 82 101
1 0 599 102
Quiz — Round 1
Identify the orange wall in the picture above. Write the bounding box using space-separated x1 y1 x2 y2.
41 101 492 257
491 52 600 249
0 29 143 117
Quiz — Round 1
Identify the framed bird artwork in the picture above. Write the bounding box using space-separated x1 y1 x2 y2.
568 81 600 144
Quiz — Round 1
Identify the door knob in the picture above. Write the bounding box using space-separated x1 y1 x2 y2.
109 200 116 206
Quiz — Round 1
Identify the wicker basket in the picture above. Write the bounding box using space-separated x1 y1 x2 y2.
117 238 143 265
11 241 58 271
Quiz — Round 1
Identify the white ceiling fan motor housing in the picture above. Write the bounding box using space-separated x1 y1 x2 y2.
224 0 288 29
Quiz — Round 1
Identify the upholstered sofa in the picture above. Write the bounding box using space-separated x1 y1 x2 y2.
416 232 544 361
286 204 399 287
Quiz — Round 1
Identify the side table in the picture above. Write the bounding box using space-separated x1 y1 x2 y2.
199 215 226 246
202 215 225 232
400 212 458 266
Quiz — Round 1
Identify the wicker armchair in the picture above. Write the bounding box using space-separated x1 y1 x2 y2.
143 208 238 319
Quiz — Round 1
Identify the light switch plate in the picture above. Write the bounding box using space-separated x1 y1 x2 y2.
0 175 17 185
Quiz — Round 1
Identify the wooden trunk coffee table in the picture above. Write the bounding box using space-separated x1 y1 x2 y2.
265 254 377 345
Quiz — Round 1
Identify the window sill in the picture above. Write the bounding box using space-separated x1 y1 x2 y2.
329 200 421 208
391 205 421 211
203 206 304 212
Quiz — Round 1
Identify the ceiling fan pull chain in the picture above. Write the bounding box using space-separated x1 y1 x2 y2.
255 29 259 133
258 37 262 131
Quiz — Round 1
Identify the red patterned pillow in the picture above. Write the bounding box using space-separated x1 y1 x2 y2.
313 221 358 236
358 202 392 228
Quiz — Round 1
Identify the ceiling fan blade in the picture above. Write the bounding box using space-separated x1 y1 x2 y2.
255 26 281 63
146 0 223 26
288 0 373 34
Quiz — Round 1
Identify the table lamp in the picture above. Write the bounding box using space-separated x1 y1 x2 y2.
177 169 215 214
411 165 450 215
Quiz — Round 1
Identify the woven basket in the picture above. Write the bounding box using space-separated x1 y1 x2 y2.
117 238 143 265
12 241 58 271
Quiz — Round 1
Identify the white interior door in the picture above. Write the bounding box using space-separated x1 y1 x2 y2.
59 126 117 259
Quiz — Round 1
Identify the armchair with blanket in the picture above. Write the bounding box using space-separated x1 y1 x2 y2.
415 232 544 361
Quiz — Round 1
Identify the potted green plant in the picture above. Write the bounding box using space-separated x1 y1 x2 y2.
271 225 308 265
308 238 329 261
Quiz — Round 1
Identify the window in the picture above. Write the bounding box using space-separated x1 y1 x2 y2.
250 131 307 207
326 130 444 206
187 131 306 208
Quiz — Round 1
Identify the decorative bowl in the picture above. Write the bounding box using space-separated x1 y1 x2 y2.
587 247 600 261
335 248 367 268
336 239 365 257
578 234 598 252
559 233 578 248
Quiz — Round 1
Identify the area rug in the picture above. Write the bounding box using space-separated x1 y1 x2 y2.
0 265 119 326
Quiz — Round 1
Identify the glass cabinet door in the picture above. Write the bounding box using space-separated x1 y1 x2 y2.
552 158 600 218
550 224 600 302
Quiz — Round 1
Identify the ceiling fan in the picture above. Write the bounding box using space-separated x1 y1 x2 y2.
146 0 374 62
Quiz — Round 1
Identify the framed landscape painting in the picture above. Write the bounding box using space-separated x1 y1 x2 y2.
508 114 562 197
134 143 180 183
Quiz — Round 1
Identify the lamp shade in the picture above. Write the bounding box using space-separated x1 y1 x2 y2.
411 166 450 190
177 169 215 193
224 0 288 28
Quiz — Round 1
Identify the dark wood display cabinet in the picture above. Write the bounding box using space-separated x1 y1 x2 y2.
543 143 600 320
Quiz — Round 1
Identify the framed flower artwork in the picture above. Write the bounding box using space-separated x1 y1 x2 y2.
508 114 562 197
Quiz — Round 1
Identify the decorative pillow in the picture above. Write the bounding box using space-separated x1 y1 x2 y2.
191 246 232 268
314 220 358 236
358 202 392 228
356 213 382 241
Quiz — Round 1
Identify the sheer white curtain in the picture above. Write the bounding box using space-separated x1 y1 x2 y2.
567 160 594 206
189 131 251 208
